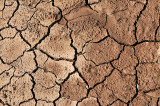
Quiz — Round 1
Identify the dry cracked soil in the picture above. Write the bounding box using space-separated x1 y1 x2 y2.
0 0 160 106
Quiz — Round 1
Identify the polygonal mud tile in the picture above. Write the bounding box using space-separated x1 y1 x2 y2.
112 46 138 75
44 58 74 83
18 0 41 8
34 50 48 68
19 99 36 106
76 55 113 87
37 101 54 106
105 1 144 45
0 1 17 29
0 74 33 106
104 70 136 103
89 83 117 105
0 67 15 88
0 33 30 63
21 18 48 47
37 23 75 59
61 73 88 101
135 42 159 63
67 7 107 52
54 0 85 14
78 97 99 106
56 97 77 106
136 0 160 42
33 1 61 27
130 93 158 106
111 100 127 106
83 37 123 65
0 27 17 38
11 51 36 76
137 63 160 93
9 5 36 30
0 61 12 74
32 69 60 102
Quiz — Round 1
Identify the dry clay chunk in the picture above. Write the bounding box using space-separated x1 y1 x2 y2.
112 46 138 75
0 74 33 106
67 7 107 52
89 83 117 105
56 97 77 106
137 63 160 96
9 5 35 30
104 70 136 103
61 73 88 101
135 42 159 63
11 51 36 76
78 97 99 106
137 0 160 42
0 33 29 63
54 0 85 14
106 1 144 45
32 69 60 102
83 37 123 65
37 23 75 59
21 18 48 47
76 55 113 87
44 58 74 83
0 1 17 29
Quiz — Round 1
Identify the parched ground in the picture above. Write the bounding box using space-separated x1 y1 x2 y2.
0 0 160 106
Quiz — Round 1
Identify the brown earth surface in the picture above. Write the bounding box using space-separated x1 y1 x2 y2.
0 0 160 106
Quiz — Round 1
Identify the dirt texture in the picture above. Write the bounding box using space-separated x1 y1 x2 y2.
0 0 160 106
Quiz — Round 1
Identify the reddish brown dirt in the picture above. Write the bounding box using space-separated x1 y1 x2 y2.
0 0 160 106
